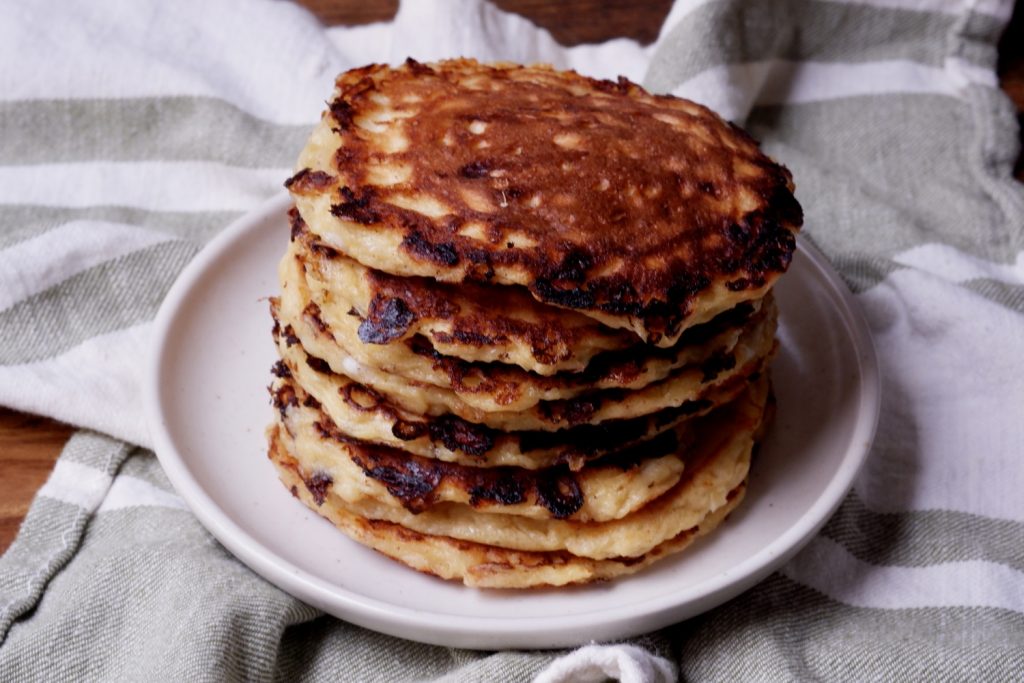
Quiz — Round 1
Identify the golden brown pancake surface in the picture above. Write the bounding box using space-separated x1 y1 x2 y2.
287 58 802 345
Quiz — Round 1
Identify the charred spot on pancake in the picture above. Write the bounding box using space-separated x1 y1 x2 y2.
307 401 591 518
352 454 441 513
593 75 635 94
531 251 597 310
459 160 491 179
406 334 445 361
287 207 307 241
404 57 435 76
301 393 321 410
453 329 496 345
462 258 496 282
310 241 341 259
666 273 711 308
404 336 513 399
284 168 336 195
344 432 583 517
432 329 496 347
270 382 298 419
518 414 646 456
581 350 643 387
304 354 332 374
304 471 333 506
270 360 291 379
303 302 331 336
289 485 299 499
426 414 496 456
550 249 592 285
312 420 337 442
531 278 595 310
469 476 526 507
700 350 737 383
538 394 603 426
372 274 459 320
535 470 583 518
330 186 381 225
328 98 355 131
341 382 384 411
358 295 417 344
401 231 459 267
528 336 572 365
282 325 301 347
334 146 357 168
601 281 639 314
615 553 652 568
391 419 428 441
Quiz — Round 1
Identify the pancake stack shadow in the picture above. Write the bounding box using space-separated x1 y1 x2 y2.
267 59 802 588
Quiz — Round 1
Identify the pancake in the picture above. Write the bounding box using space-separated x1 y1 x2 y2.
270 432 747 588
269 350 747 470
286 58 802 346
278 239 771 412
269 373 768 561
273 375 697 523
271 298 775 430
291 207 635 374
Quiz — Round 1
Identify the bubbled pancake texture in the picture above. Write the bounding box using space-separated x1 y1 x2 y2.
269 58 799 589
286 58 802 346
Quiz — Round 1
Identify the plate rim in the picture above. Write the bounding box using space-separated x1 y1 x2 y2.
145 191 881 648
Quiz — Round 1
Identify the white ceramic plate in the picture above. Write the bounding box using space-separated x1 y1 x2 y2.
146 192 880 650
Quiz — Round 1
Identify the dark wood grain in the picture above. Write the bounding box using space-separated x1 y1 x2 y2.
489 0 673 45
294 0 672 45
293 0 397 25
999 0 1024 179
0 409 75 551
2 0 1023 555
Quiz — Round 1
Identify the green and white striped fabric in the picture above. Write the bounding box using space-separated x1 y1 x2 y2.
2 0 1022 680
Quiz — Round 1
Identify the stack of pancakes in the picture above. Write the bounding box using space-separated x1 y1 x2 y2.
268 59 802 588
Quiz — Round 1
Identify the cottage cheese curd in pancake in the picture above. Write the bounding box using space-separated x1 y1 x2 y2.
286 58 801 346
268 59 801 588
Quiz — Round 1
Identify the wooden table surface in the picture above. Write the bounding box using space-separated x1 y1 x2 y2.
2 0 1023 554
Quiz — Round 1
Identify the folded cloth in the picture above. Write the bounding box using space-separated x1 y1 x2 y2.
1 0 1022 680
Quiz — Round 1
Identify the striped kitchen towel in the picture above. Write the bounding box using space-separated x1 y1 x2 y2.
1 0 1022 680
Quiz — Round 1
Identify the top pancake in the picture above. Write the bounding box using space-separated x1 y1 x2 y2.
287 58 802 346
